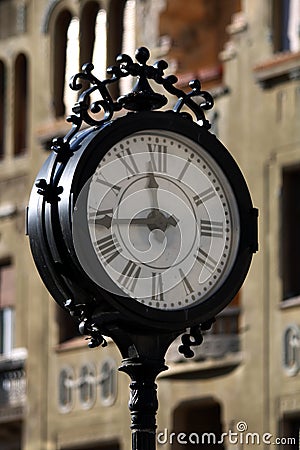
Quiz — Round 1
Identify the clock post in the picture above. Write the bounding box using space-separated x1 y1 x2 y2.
114 332 176 450
27 47 258 450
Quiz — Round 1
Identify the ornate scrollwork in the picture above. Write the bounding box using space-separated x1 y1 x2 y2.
64 298 108 348
178 318 216 358
51 46 214 156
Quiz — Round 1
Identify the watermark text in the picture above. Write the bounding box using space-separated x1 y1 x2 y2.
157 421 296 446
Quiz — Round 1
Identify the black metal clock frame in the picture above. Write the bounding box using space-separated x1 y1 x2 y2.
27 47 258 450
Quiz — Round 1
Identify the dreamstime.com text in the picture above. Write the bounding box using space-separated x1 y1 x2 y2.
157 421 296 446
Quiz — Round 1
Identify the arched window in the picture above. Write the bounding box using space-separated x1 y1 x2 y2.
272 0 300 53
107 0 127 99
14 53 28 156
100 358 117 406
64 16 79 115
283 325 300 376
80 2 107 106
52 9 72 117
0 260 15 355
92 8 107 80
58 366 74 413
0 60 5 160
50 1 134 117
79 363 96 409
80 2 101 69
120 0 136 95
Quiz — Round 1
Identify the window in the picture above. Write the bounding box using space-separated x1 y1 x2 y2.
50 1 130 117
53 9 72 117
172 398 225 450
159 0 241 88
56 305 80 344
0 60 5 160
0 1 27 39
281 166 300 300
272 0 300 53
0 308 14 355
120 0 136 95
283 325 300 376
212 291 240 335
62 443 120 450
0 262 15 355
58 366 74 412
100 358 117 406
280 415 300 449
92 9 107 81
80 1 107 79
64 17 79 115
81 4 107 111
14 53 28 156
79 363 96 409
107 0 127 99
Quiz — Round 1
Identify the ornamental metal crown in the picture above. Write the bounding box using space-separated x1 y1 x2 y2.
51 46 214 158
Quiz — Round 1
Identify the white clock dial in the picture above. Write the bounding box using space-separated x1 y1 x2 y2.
84 130 240 310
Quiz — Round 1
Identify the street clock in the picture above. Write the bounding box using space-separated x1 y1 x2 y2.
27 47 258 343
27 47 258 450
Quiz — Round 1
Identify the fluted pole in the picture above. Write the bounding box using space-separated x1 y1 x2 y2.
120 358 166 450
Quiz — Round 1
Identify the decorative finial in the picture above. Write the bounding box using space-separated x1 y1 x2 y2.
117 47 168 111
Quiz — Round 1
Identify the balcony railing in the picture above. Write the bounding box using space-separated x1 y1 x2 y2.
167 307 241 363
0 349 27 422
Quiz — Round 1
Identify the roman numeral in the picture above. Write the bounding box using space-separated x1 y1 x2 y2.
95 176 121 195
178 159 191 181
151 272 164 302
147 143 167 172
195 248 218 272
200 220 224 238
179 268 194 295
94 233 121 264
193 187 216 206
117 148 139 176
118 260 141 292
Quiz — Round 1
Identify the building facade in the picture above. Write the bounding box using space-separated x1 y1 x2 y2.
1 0 300 449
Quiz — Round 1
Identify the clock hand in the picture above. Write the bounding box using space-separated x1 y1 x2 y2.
144 212 178 232
145 165 177 229
93 215 112 228
93 213 178 230
165 215 178 227
94 215 155 228
146 162 159 210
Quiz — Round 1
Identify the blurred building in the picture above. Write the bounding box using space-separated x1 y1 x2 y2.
0 0 300 449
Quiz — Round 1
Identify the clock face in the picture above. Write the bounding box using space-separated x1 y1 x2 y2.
74 129 240 311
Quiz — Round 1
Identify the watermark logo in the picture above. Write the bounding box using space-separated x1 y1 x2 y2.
157 421 296 446
236 420 248 432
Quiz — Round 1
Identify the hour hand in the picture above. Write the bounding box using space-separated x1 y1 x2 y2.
131 214 178 229
146 162 159 209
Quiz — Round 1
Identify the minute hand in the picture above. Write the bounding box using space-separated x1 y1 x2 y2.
94 214 178 229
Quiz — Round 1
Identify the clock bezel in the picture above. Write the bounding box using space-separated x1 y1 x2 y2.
57 110 256 331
